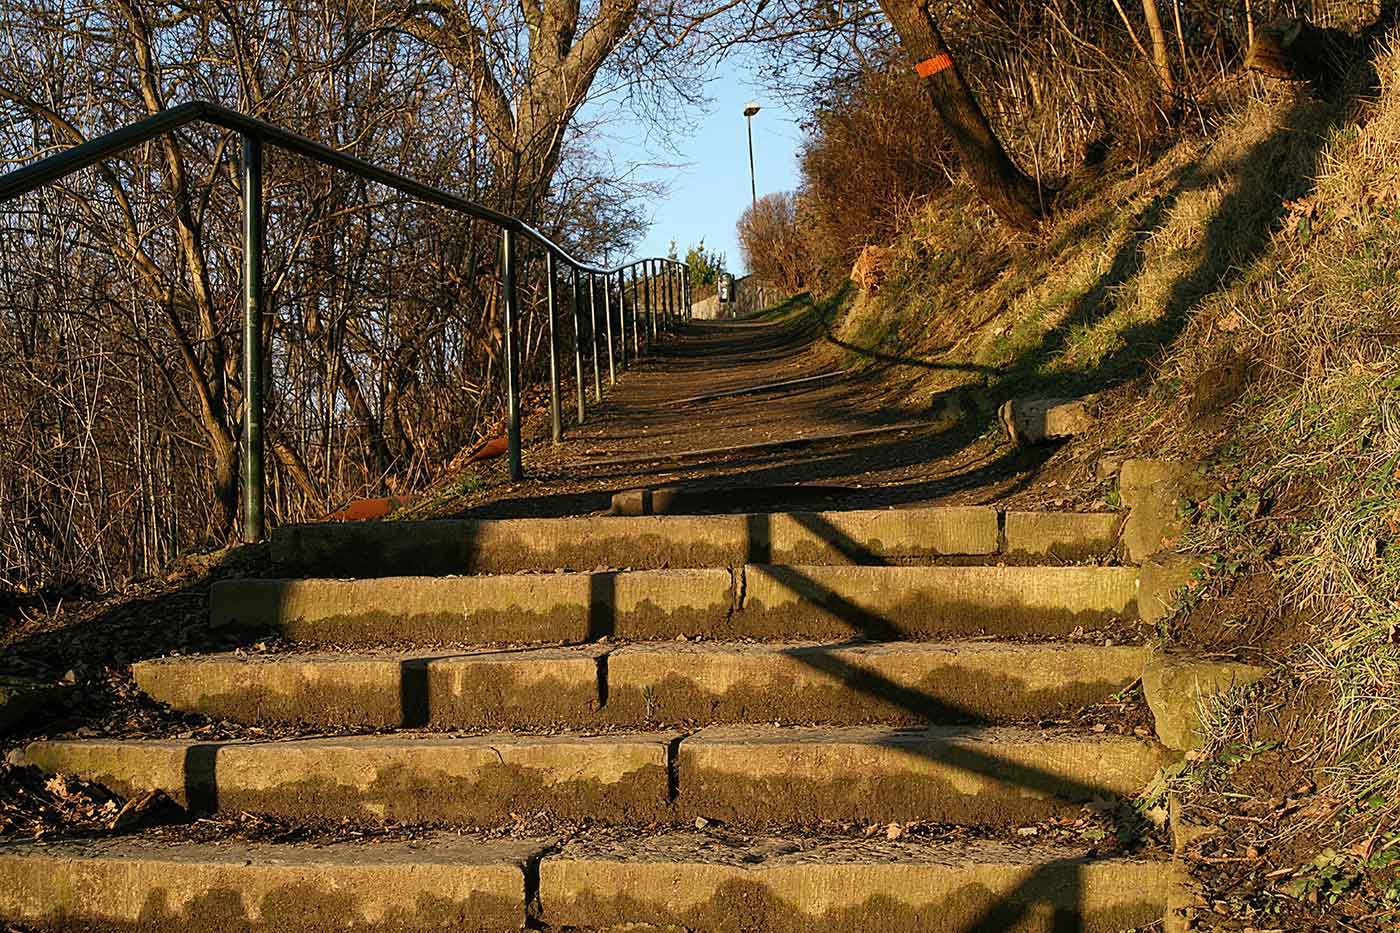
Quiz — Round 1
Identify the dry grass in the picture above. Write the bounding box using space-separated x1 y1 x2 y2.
817 34 1400 909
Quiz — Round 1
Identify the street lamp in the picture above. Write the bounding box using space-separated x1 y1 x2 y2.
743 101 760 209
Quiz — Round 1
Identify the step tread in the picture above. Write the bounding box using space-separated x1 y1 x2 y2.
23 731 678 825
134 640 1146 730
271 505 1009 576
609 639 1144 657
674 723 1173 827
0 832 548 931
271 505 1125 577
212 563 1141 647
538 831 1174 932
681 722 1157 746
546 829 1163 866
0 830 1173 932
23 724 1170 829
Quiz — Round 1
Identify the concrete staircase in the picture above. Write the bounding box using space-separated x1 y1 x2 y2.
0 505 1188 931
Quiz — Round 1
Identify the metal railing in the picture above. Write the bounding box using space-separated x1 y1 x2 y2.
0 100 692 543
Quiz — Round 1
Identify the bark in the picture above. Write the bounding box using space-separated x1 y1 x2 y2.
271 437 325 508
1140 0 1175 96
396 0 638 219
119 0 242 540
875 0 1045 231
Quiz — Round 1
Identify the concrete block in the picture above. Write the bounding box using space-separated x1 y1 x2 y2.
1138 553 1206 628
605 641 1148 725
23 733 676 825
0 834 543 930
1003 512 1122 559
271 514 752 576
1119 460 1211 563
999 398 1094 446
538 832 1172 932
675 724 1173 826
737 564 1141 640
134 647 606 729
762 507 999 564
1142 650 1269 750
210 568 735 646
0 677 64 736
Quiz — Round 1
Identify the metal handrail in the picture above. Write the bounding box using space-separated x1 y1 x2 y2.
0 100 694 540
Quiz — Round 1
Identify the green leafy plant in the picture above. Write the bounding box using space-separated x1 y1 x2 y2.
1286 849 1362 904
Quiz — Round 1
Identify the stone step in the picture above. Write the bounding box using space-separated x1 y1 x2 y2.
538 832 1174 932
133 647 609 730
210 568 735 645
738 564 1139 640
603 641 1147 725
134 642 1147 730
271 506 1121 577
675 725 1173 827
22 725 1171 829
210 564 1140 648
0 831 1174 932
21 733 676 826
0 833 546 931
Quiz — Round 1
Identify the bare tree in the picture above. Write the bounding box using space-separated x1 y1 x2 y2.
0 0 657 591
875 0 1045 230
385 0 715 220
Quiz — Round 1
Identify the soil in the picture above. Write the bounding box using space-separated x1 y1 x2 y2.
1175 676 1393 932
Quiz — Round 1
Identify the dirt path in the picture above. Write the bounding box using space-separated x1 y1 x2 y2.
440 310 1070 520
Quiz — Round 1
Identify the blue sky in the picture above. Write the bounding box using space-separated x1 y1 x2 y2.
585 60 804 274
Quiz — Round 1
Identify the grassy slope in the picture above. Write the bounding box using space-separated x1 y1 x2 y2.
817 49 1400 927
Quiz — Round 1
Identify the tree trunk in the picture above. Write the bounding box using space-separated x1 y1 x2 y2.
396 0 638 224
1141 0 1176 103
875 0 1045 231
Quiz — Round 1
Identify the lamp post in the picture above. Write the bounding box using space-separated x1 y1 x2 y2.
743 101 760 209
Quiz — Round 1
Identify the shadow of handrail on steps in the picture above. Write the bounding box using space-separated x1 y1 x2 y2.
746 509 1143 931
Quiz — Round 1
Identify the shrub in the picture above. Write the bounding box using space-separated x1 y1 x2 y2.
798 55 960 287
736 192 811 294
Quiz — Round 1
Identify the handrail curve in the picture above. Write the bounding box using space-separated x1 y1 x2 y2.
0 100 694 541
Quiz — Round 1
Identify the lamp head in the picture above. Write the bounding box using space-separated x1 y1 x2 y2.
743 101 761 118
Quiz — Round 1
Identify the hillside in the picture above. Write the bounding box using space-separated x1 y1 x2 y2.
795 42 1400 930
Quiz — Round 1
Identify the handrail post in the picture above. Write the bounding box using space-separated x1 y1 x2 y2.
667 262 676 330
240 132 266 544
501 228 523 480
647 260 657 342
546 251 562 444
589 273 603 401
603 270 617 385
661 261 671 331
631 265 642 356
616 270 628 371
572 266 586 423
